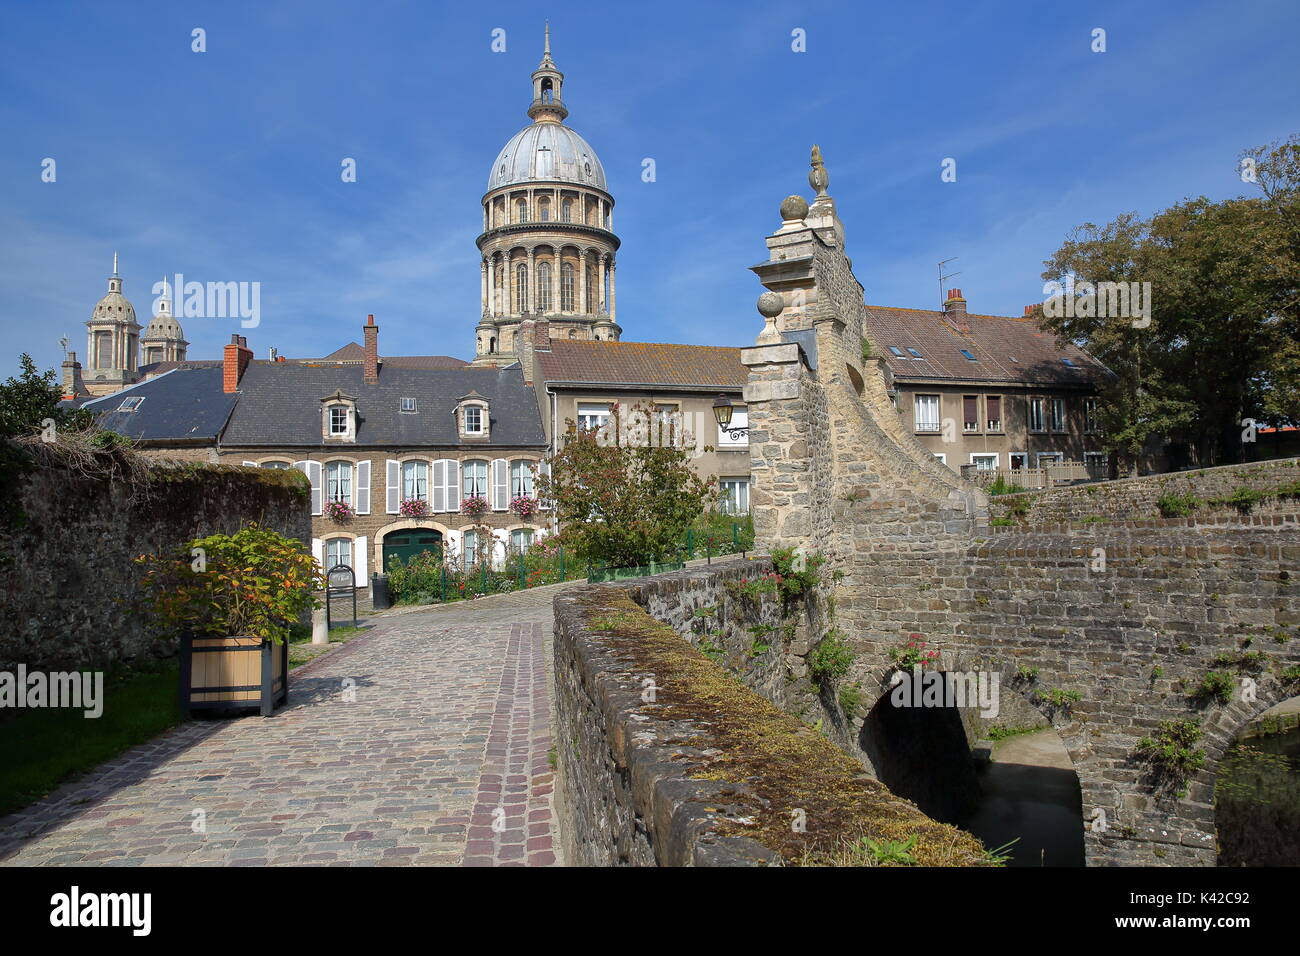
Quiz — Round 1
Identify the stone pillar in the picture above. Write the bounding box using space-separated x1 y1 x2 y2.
598 253 607 313
579 250 589 314
480 258 489 316
552 248 561 315
526 248 536 313
609 259 616 321
507 252 515 316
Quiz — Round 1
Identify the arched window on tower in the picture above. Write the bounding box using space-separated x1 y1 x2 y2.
515 264 528 313
586 266 597 312
561 263 575 311
538 198 550 223
537 261 552 312
561 199 572 223
541 78 554 103
516 198 528 223
494 266 504 314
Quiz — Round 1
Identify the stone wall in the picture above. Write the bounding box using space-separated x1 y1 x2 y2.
552 570 989 867
989 457 1300 526
0 444 311 673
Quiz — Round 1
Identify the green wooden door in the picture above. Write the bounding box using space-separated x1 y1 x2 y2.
382 530 443 571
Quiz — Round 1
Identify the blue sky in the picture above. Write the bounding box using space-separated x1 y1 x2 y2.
2 0 1298 378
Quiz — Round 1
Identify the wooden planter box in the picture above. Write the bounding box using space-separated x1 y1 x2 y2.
179 634 288 717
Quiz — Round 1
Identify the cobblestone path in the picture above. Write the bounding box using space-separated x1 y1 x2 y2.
0 583 574 867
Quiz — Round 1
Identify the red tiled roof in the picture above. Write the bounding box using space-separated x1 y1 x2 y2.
866 305 1108 387
536 340 747 389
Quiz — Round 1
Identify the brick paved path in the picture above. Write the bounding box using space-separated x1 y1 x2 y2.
0 584 572 867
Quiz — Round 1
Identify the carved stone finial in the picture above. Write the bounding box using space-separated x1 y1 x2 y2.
757 291 784 318
780 194 809 222
809 144 828 197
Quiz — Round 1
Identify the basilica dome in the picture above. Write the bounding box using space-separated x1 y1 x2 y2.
488 122 607 192
91 288 136 324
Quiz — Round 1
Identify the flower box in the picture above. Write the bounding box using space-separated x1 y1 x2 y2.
179 633 288 717
324 499 354 522
461 494 489 518
399 498 430 518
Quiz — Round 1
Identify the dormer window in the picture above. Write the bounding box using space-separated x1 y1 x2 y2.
464 406 483 434
456 391 491 441
329 406 349 435
320 390 358 442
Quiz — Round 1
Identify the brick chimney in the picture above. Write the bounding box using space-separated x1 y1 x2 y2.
943 288 969 333
61 351 86 400
534 317 550 347
363 314 379 385
223 334 253 393
517 320 536 386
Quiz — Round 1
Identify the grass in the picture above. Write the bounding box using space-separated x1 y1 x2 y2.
288 623 371 669
0 662 182 818
579 591 991 866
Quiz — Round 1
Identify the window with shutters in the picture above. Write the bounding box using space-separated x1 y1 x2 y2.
462 460 488 501
402 460 428 502
914 394 941 433
325 537 351 571
962 395 979 433
462 531 480 570
986 396 1003 433
1028 397 1047 433
325 461 352 505
510 460 535 496
719 478 750 515
510 528 534 553
261 460 291 469
1084 397 1099 434
1050 397 1067 433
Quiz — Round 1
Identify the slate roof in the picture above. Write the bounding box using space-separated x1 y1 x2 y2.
86 367 236 443
865 306 1109 388
221 363 546 447
536 340 747 390
314 342 466 368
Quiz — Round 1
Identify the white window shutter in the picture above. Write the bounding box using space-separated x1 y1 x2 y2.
431 460 446 513
297 461 323 516
311 537 324 572
386 459 400 514
242 460 257 467
492 458 508 510
446 460 460 512
355 460 371 515
354 536 368 581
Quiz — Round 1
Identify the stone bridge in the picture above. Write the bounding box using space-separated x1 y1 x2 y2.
737 153 1300 866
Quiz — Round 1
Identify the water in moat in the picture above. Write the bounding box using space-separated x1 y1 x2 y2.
1215 713 1300 867
961 729 1085 867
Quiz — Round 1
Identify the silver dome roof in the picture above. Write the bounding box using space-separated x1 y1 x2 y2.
488 122 606 191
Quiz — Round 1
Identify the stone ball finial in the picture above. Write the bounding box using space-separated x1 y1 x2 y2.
757 291 785 318
780 194 809 222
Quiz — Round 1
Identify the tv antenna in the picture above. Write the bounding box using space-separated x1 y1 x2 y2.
58 335 69 357
938 258 961 309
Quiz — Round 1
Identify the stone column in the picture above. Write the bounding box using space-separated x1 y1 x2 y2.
598 253 607 314
552 249 561 315
480 258 489 316
526 248 536 313
507 251 516 315
609 258 616 321
579 250 589 314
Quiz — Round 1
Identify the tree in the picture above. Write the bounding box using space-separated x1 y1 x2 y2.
537 402 716 568
0 353 92 440
1038 214 1194 476
1038 134 1300 469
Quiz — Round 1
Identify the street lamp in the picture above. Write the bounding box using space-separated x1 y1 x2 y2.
712 394 747 440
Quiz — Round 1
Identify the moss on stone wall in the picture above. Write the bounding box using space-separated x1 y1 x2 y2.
571 588 990 866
